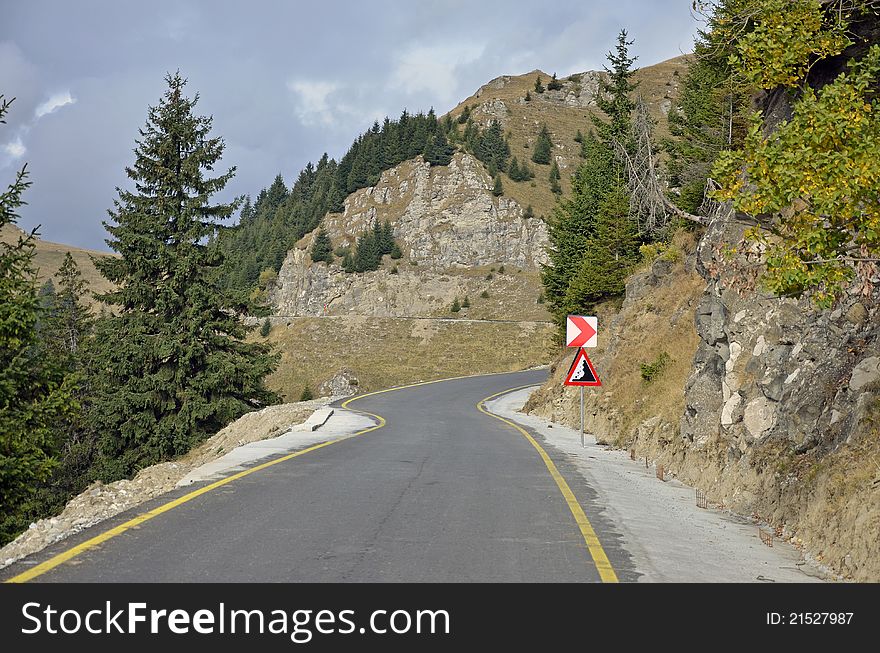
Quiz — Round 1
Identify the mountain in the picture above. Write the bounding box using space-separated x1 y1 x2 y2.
265 56 688 321
0 223 114 306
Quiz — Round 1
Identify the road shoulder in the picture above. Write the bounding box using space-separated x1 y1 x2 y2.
486 387 827 583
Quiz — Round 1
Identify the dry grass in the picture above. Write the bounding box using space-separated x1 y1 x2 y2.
445 56 690 221
259 316 555 401
525 230 704 443
1 224 115 307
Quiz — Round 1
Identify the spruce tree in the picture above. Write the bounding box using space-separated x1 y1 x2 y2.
0 96 75 544
492 174 504 197
524 90 532 102
534 76 545 94
90 73 278 477
310 228 334 263
595 30 639 145
549 160 562 195
563 186 639 312
531 124 553 164
547 73 563 91
47 253 93 364
541 32 640 333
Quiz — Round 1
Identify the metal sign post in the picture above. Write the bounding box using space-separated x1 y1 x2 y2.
580 386 585 448
564 343 601 449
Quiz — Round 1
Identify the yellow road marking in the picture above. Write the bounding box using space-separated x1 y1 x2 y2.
6 370 540 583
477 386 619 583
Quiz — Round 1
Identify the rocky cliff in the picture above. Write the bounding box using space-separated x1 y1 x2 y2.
270 152 549 318
524 219 880 581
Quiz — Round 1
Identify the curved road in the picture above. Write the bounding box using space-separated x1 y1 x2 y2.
3 370 634 583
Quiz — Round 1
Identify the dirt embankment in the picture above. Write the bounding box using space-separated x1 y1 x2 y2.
524 231 880 581
0 400 328 569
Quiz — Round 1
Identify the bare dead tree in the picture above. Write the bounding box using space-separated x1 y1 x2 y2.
614 99 711 235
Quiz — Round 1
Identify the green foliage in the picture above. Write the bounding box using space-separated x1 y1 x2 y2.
640 351 671 383
508 156 535 182
458 105 471 124
492 175 504 197
524 90 532 102
218 109 454 294
537 292 545 304
594 30 638 145
547 73 563 91
473 120 510 173
523 204 535 219
725 0 851 89
574 129 584 143
497 264 505 274
451 297 461 313
423 129 455 166
345 220 400 273
480 290 490 299
542 32 641 334
561 186 640 315
462 295 470 308
534 76 545 94
549 160 562 195
310 228 334 263
90 73 279 478
713 44 880 306
0 96 77 545
260 318 271 337
531 124 554 164
299 385 314 402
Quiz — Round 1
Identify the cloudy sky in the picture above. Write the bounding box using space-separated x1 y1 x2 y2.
1 1 698 250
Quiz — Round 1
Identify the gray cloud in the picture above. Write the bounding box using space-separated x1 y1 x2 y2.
0 0 698 250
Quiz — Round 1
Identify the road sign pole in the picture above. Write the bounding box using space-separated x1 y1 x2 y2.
580 386 584 448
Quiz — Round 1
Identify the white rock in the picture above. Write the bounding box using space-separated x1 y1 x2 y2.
753 335 767 357
743 397 777 439
720 393 743 427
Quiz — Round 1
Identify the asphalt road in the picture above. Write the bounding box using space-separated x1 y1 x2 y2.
5 370 633 582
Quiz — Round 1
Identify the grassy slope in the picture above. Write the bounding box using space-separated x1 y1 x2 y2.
1 224 114 306
446 56 690 221
260 317 555 401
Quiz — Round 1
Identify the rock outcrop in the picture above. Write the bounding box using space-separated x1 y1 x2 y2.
270 152 549 317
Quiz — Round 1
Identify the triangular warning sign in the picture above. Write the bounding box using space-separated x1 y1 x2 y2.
564 348 601 386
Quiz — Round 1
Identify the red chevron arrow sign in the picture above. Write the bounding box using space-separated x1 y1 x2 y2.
566 315 598 348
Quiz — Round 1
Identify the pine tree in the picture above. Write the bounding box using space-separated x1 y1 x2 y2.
462 295 470 308
563 186 639 313
534 76 545 94
574 129 584 143
492 175 504 197
451 298 461 313
260 318 271 337
549 160 562 195
531 124 553 164
475 121 510 173
299 385 314 401
508 157 521 181
595 30 639 145
547 73 563 91
52 252 93 361
524 90 532 102
342 250 354 273
541 32 640 332
310 228 334 263
523 204 535 219
0 96 75 544
90 73 278 478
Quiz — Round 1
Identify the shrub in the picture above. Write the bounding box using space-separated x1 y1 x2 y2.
640 352 671 383
299 385 314 401
260 318 271 337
